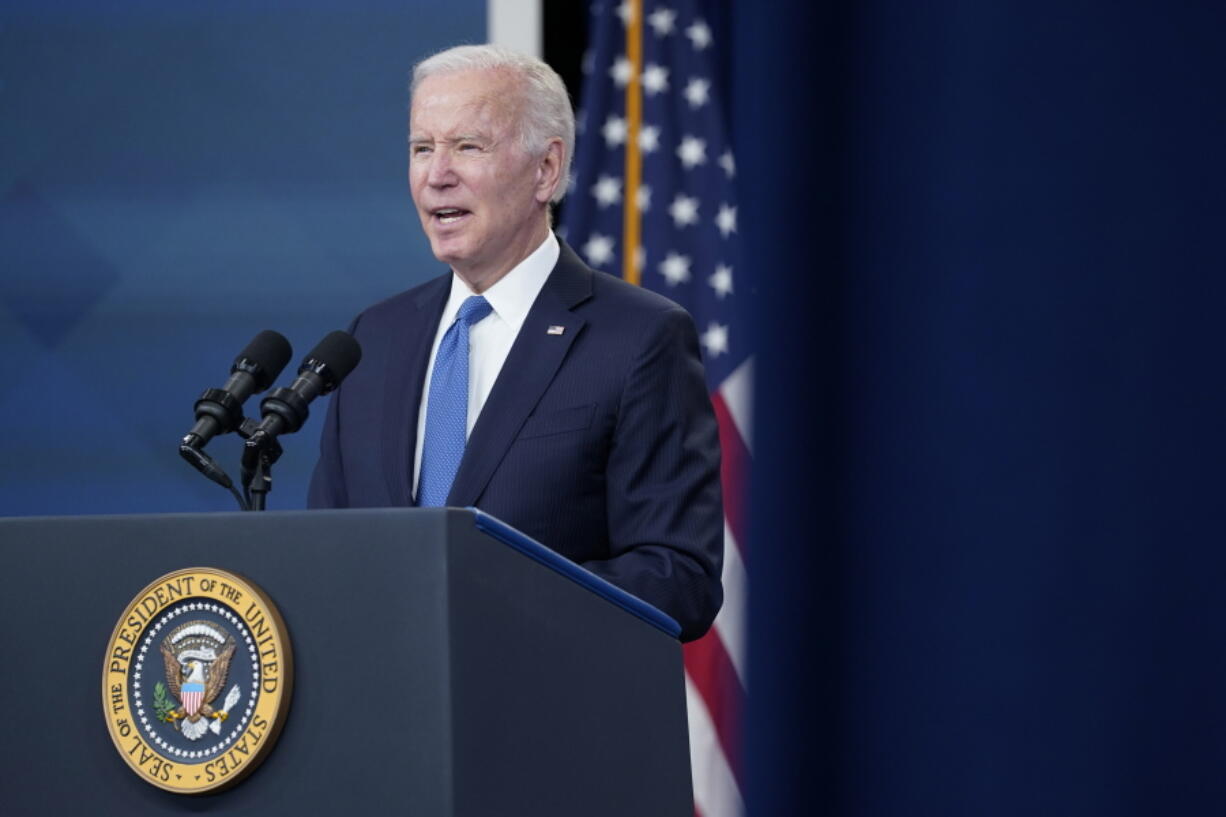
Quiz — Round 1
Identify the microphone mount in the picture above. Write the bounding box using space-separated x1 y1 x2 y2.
239 417 283 511
183 387 242 450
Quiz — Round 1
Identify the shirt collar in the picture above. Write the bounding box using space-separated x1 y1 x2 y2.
442 231 559 332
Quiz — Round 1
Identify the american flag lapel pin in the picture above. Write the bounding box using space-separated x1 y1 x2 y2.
547 325 565 335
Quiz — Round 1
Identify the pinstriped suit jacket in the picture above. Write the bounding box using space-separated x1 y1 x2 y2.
308 239 723 641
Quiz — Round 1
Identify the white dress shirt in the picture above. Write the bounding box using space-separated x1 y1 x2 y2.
411 230 560 499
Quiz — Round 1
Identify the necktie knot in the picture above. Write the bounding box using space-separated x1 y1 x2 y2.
456 295 492 327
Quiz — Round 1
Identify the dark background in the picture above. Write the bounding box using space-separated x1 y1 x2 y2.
741 1 1226 815
4 2 1226 815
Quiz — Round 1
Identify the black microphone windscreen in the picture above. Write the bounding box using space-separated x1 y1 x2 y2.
304 330 362 382
238 330 293 391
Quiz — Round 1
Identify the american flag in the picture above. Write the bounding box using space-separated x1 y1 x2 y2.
562 2 749 815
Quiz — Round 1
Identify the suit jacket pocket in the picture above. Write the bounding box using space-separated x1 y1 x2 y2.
517 403 596 440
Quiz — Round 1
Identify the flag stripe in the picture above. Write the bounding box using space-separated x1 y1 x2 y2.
720 358 753 455
712 391 750 560
685 674 746 817
713 521 748 684
684 624 745 786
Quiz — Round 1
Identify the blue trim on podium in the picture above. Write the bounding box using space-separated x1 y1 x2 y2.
469 508 682 639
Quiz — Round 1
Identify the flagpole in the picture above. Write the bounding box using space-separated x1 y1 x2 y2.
622 0 643 285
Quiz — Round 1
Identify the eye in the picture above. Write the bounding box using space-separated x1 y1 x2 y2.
458 142 481 152
410 144 432 157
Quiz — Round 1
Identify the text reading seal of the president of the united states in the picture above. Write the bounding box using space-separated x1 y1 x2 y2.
101 567 293 794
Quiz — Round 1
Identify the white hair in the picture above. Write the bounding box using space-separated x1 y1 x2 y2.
411 44 575 204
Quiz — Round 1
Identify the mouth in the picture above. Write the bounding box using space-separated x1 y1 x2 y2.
431 207 471 226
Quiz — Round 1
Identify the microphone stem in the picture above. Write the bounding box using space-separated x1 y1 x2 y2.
246 438 274 512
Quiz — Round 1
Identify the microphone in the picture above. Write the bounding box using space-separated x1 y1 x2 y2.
247 330 362 444
181 330 293 450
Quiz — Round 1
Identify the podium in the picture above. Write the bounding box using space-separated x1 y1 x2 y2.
0 508 693 815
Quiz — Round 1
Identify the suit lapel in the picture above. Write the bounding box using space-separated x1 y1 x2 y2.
380 274 449 504
447 241 594 506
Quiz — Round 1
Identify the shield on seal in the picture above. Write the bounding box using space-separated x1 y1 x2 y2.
181 679 205 716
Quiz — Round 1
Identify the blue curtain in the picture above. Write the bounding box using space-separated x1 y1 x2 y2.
739 2 1226 814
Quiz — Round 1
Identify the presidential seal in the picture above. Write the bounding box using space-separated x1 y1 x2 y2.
102 567 293 794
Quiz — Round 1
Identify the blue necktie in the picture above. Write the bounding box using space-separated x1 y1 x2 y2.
417 295 492 507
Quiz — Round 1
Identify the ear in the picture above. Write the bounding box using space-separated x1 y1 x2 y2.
534 137 565 204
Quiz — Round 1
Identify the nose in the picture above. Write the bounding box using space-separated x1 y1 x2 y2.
425 149 457 189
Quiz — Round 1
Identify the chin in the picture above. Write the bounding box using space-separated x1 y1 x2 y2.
428 237 467 266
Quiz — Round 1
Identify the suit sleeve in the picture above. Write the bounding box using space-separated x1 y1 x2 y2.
306 382 347 508
306 314 361 508
581 304 724 642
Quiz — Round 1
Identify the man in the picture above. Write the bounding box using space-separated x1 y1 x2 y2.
308 45 722 641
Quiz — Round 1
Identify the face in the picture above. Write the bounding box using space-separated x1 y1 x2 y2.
408 69 561 291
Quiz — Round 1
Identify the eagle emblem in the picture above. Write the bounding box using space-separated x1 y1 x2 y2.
157 620 242 741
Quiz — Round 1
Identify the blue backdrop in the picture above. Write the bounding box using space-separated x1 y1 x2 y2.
0 1 482 515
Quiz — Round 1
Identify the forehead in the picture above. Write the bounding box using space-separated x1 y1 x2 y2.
410 69 520 136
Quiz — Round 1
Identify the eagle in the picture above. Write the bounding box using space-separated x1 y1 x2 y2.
160 631 236 741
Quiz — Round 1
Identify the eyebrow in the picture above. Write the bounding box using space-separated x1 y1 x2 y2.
408 134 488 146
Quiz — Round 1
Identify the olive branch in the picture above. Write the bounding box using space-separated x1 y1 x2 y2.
153 681 177 722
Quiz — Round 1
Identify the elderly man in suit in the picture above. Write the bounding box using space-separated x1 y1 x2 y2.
308 44 723 641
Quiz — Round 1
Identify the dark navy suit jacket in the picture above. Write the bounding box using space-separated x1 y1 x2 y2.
308 239 723 640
